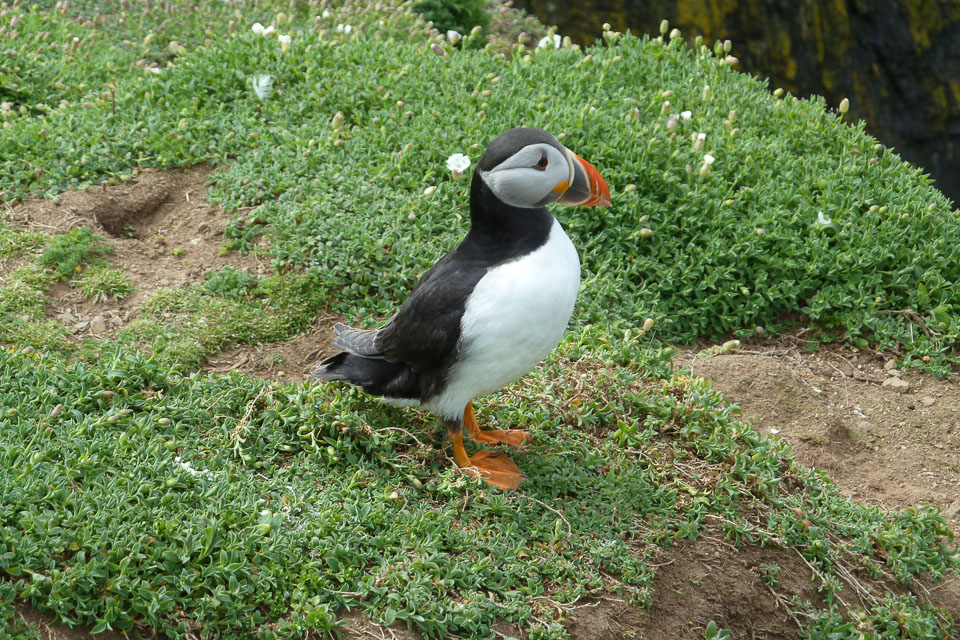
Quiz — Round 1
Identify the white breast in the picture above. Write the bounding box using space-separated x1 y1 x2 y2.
426 217 580 419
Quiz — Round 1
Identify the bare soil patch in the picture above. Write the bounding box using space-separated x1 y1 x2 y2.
674 337 960 531
6 166 267 340
204 313 341 382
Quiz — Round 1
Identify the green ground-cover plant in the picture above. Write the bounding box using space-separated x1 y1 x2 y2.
73 265 134 302
0 225 46 260
414 0 489 36
36 227 111 281
4 0 957 373
0 334 956 639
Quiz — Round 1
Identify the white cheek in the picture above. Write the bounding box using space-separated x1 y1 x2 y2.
481 164 568 208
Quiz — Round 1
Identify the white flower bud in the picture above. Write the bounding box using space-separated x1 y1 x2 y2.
839 98 849 114
660 20 669 35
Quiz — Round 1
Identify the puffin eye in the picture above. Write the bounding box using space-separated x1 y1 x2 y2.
533 152 548 171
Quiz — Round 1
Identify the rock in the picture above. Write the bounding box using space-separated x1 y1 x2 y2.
921 396 936 407
856 420 871 430
89 315 107 333
884 358 897 370
888 368 902 377
882 377 910 393
56 311 77 323
946 501 960 519
74 320 89 331
197 221 211 233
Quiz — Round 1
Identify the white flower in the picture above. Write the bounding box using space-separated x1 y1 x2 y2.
252 22 275 36
321 9 331 18
703 153 715 165
666 115 679 130
699 154 715 176
336 23 352 34
424 186 437 196
537 34 561 49
446 30 461 44
681 110 692 121
446 153 471 179
817 211 833 226
694 132 706 151
174 456 207 476
278 34 291 53
251 74 275 101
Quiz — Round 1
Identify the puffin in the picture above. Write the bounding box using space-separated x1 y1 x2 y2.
312 127 610 489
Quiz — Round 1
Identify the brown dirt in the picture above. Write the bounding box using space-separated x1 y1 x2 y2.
674 336 960 531
204 313 341 382
6 166 268 341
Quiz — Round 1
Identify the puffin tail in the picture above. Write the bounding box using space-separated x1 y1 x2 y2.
312 352 420 400
311 351 357 382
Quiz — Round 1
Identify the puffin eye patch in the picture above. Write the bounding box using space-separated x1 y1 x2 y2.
533 151 548 171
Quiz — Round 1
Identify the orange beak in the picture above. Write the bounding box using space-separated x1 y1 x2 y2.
556 149 611 207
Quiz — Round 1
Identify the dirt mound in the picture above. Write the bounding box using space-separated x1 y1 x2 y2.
9 167 266 340
204 314 340 381
674 337 960 531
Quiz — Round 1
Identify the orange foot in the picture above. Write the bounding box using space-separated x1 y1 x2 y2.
449 430 525 490
464 450 524 490
463 402 532 447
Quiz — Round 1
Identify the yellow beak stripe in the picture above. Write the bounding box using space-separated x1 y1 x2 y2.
551 180 569 194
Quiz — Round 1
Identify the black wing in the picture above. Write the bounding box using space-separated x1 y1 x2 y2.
373 247 488 370
331 245 488 372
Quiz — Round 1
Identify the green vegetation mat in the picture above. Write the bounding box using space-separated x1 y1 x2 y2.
1 1 958 638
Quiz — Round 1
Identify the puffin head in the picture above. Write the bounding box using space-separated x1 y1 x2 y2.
476 128 611 209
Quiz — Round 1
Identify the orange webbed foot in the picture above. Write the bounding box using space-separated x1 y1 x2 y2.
464 450 524 490
463 402 532 448
449 428 525 490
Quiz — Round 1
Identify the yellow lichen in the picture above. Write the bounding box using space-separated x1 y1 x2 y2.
903 0 947 52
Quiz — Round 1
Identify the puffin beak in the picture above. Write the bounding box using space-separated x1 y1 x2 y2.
556 148 611 207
